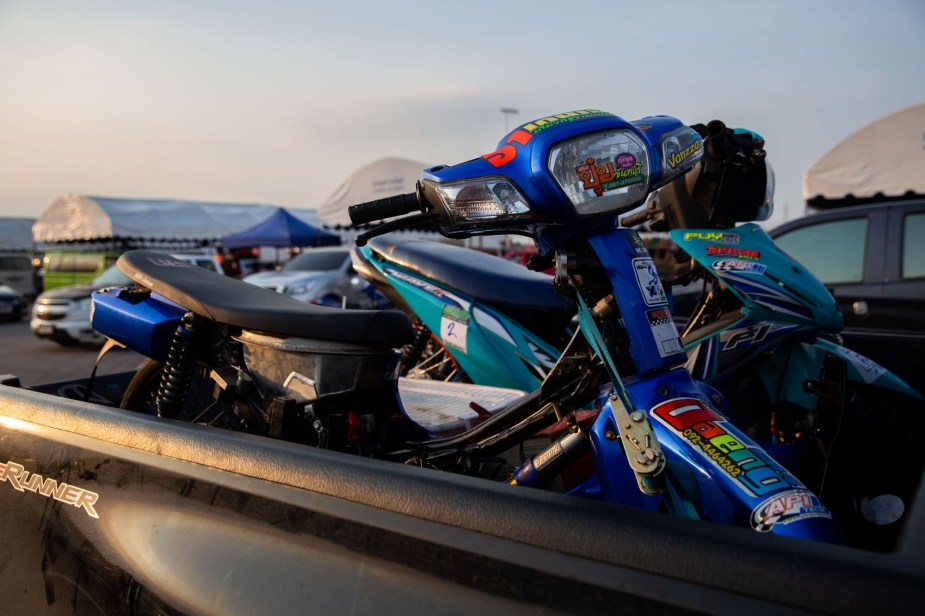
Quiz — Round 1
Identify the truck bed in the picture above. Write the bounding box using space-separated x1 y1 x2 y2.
1 375 924 615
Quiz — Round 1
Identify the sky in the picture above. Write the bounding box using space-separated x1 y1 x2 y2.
1 0 923 229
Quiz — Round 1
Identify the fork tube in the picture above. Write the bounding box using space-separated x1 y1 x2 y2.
586 228 687 377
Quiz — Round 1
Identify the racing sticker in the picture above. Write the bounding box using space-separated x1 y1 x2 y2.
646 307 684 357
629 232 649 256
520 109 611 135
719 322 796 351
482 110 613 168
0 460 100 518
682 231 739 245
712 259 767 275
706 246 760 261
650 398 802 498
632 257 668 306
837 347 887 384
384 267 470 310
576 155 644 196
665 138 702 170
440 305 469 353
750 489 832 532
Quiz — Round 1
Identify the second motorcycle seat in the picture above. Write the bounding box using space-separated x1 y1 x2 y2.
366 237 574 315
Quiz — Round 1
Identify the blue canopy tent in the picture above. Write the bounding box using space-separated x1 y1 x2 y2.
222 208 341 249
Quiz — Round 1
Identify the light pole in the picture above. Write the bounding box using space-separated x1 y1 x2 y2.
501 107 519 133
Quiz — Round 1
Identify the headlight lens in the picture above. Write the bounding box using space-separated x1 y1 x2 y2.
286 283 314 296
548 129 650 216
431 177 531 226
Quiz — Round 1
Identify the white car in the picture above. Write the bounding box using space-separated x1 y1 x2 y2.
243 247 383 308
31 254 222 346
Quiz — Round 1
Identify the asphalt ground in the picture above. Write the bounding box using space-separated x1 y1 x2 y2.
0 318 145 389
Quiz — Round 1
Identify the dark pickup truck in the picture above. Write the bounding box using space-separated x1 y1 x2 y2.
770 198 925 385
1 371 924 615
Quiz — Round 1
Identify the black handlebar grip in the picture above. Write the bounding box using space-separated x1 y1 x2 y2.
348 192 420 226
705 120 728 161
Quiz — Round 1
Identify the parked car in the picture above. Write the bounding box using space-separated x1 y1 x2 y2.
0 284 26 322
0 251 39 300
243 247 384 308
31 253 223 346
769 198 925 384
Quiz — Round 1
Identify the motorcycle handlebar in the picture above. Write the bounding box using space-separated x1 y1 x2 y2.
348 192 421 226
705 119 728 161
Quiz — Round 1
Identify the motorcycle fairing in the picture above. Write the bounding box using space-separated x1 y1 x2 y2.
363 254 560 391
673 223 843 332
675 225 921 399
816 337 923 399
684 320 803 381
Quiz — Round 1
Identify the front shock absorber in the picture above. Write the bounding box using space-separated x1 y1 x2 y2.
156 312 200 418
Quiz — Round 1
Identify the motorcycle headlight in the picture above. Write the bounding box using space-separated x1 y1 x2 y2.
430 177 531 227
548 129 650 216
286 282 316 296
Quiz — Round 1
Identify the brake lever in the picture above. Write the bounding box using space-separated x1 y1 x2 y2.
354 212 440 246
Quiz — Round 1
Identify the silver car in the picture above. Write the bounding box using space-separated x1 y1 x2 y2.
242 247 382 308
31 253 224 346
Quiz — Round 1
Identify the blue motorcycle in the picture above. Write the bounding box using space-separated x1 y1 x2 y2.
352 120 924 548
92 110 851 545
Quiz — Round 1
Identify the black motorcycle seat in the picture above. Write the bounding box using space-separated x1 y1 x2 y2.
117 251 413 348
366 238 573 314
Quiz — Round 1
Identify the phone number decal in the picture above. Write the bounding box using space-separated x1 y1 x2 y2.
650 398 801 498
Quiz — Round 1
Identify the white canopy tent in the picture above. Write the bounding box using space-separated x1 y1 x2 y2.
317 157 431 227
803 102 925 207
33 194 321 245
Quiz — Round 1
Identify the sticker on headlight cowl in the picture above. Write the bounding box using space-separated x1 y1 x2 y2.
0 460 100 518
632 257 668 306
665 138 702 170
750 489 832 532
520 109 612 135
575 156 645 197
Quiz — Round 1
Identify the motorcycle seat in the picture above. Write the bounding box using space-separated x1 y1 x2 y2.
116 251 413 348
366 238 573 315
